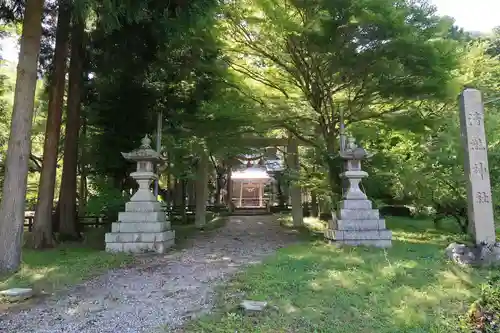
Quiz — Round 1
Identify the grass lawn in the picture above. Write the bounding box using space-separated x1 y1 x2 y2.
182 216 493 333
0 245 133 298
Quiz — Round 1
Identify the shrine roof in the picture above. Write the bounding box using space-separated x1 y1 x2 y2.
231 167 271 180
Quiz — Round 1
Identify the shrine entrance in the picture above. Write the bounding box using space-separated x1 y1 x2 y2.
221 136 302 223
231 167 270 208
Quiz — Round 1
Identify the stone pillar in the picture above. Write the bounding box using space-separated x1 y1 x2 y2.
105 135 175 253
287 136 303 227
459 89 496 245
195 148 209 227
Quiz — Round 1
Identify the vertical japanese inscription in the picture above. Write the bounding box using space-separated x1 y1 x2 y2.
475 191 491 204
459 88 496 245
472 161 487 180
467 111 483 126
469 137 486 150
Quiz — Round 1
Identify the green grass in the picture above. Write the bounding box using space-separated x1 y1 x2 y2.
0 246 133 297
182 216 492 333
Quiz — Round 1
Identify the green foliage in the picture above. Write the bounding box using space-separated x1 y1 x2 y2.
460 274 500 333
85 176 129 221
85 0 232 183
220 0 461 198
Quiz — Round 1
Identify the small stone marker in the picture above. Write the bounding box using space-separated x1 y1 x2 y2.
458 89 496 245
240 300 267 312
0 288 33 302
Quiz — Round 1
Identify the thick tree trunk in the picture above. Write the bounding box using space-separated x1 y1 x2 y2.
195 149 209 228
58 14 85 241
32 0 71 248
0 0 45 272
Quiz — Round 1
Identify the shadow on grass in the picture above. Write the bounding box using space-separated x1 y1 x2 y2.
182 216 491 333
0 246 133 300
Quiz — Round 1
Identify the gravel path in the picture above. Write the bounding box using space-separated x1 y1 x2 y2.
0 215 299 333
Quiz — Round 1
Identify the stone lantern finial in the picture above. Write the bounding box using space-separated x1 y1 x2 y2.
140 134 152 149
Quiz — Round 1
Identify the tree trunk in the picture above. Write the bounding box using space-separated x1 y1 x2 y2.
58 13 85 241
287 135 303 227
78 110 87 216
187 179 195 206
165 153 171 206
225 166 233 211
180 179 187 222
215 169 224 205
275 173 286 207
32 0 71 248
311 191 319 217
195 149 209 228
0 0 45 272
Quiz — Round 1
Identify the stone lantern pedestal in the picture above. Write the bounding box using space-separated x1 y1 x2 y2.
105 135 175 253
324 137 392 248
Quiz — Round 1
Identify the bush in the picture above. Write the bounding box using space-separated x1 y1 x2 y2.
461 275 500 333
86 177 129 222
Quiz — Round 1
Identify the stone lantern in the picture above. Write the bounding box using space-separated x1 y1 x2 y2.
324 136 392 248
339 136 372 200
105 135 175 253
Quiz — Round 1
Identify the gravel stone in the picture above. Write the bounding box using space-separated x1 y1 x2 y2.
0 215 299 333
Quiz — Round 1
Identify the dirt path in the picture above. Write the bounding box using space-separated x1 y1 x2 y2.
0 215 299 333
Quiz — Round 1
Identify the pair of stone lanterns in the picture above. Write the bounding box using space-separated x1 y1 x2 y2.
105 135 175 253
104 133 392 253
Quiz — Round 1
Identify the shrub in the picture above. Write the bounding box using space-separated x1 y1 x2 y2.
86 177 129 222
461 275 500 333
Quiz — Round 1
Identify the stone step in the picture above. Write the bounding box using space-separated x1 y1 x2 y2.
232 208 270 216
106 239 175 253
332 219 386 231
337 209 380 220
324 229 392 241
125 201 163 212
105 230 175 243
118 211 167 223
111 221 170 233
328 239 392 248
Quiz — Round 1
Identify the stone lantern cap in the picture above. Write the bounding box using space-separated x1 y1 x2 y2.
121 134 161 163
339 136 373 161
